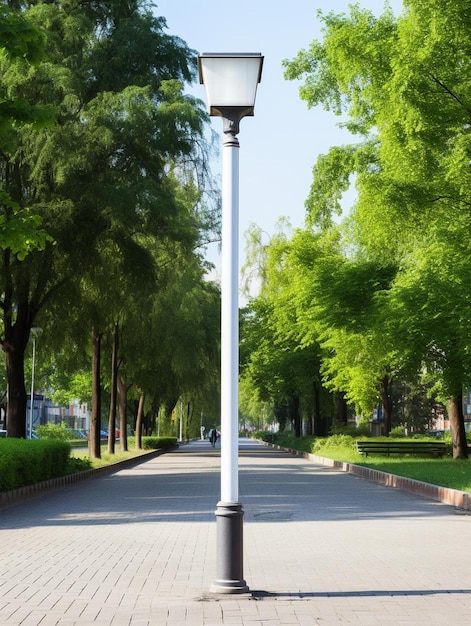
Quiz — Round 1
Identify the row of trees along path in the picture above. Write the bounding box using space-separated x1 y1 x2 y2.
0 2 220 452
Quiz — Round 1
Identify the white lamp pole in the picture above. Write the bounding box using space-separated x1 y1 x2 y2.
28 326 42 439
199 52 263 594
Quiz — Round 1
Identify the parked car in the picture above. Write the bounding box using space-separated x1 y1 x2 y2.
426 429 449 439
65 428 87 439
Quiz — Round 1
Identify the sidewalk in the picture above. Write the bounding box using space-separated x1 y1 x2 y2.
0 438 470 625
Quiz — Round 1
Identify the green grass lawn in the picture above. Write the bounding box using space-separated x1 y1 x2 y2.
70 445 152 470
262 433 471 493
316 446 471 492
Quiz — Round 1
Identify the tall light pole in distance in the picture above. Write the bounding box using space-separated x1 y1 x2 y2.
28 326 42 439
198 52 263 594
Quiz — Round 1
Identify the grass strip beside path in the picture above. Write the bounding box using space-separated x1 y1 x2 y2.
70 446 152 471
331 451 471 493
260 434 471 494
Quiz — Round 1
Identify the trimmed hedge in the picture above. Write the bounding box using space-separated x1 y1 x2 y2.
0 439 71 492
127 436 177 450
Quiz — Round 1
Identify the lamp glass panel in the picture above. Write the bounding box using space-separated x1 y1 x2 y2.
200 56 261 108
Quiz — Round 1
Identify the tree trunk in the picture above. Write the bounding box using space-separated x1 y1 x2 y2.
304 414 313 436
117 373 130 452
448 392 468 459
380 375 393 436
4 302 33 438
136 393 145 449
313 380 328 436
304 381 315 436
89 327 102 459
186 401 191 441
291 394 301 437
5 341 27 438
336 392 348 425
107 321 118 454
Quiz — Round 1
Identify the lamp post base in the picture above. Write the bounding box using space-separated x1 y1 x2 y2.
210 501 249 594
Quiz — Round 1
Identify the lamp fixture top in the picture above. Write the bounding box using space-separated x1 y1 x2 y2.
198 52 263 119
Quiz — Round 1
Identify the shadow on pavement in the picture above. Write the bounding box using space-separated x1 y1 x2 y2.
0 440 455 529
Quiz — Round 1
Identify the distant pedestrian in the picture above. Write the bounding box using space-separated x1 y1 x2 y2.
209 428 218 447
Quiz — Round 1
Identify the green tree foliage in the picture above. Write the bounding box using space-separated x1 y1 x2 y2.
0 1 218 439
97 236 221 445
0 7 53 259
49 371 91 408
0 5 52 127
282 1 471 457
278 229 397 431
241 225 337 437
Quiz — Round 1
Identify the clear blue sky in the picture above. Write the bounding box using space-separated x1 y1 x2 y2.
154 1 403 284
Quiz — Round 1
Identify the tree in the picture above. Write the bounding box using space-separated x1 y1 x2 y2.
0 5 54 260
241 225 337 437
284 2 471 456
0 5 57 438
135 246 220 439
0 6 52 131
0 1 216 439
281 228 398 434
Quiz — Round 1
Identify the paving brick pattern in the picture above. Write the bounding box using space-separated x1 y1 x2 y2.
1 438 470 625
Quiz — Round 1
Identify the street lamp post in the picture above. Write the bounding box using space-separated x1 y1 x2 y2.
28 326 42 439
198 52 263 594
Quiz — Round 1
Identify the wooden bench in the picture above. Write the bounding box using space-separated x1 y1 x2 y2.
356 440 447 457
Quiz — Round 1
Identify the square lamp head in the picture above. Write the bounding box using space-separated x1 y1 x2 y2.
198 52 263 119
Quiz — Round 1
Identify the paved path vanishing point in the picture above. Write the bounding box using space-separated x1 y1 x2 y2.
1 438 471 625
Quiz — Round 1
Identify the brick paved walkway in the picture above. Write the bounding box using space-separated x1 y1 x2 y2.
1 438 470 625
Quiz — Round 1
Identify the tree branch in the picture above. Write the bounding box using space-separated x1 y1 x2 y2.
430 74 471 115
430 195 471 207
